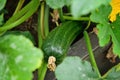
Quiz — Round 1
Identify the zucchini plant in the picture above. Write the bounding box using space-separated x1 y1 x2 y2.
1 0 120 80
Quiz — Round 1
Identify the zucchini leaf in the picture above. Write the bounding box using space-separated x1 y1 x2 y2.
0 0 6 11
90 4 120 57
0 13 4 26
0 35 43 80
96 24 111 47
103 63 120 80
90 5 112 46
110 16 120 56
0 0 6 26
2 31 36 45
55 57 99 80
46 0 72 9
90 5 111 24
71 0 110 18
105 68 120 80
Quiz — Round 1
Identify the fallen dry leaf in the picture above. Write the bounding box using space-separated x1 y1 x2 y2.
92 27 98 35
51 9 59 22
106 45 117 63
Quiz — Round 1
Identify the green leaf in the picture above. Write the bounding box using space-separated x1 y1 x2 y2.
90 4 120 57
2 31 36 45
71 0 111 18
110 16 120 56
96 24 111 47
0 35 43 80
0 13 4 26
55 57 99 80
90 5 112 24
103 64 120 80
0 0 6 11
90 5 111 46
105 68 120 80
46 0 72 9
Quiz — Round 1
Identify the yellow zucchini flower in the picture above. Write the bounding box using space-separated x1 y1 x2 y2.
109 0 120 22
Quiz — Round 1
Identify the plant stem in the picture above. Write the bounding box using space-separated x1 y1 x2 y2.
38 60 47 80
85 20 91 30
83 31 101 78
38 2 44 48
63 16 90 21
13 0 25 15
5 0 33 25
44 4 49 37
58 8 65 22
38 1 49 47
40 1 45 39
38 1 49 80
0 0 39 33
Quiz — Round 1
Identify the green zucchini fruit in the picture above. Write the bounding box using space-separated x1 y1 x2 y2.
42 21 84 65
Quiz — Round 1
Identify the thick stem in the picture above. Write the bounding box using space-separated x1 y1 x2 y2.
83 31 101 78
0 0 39 33
38 1 49 80
5 0 33 25
40 1 45 39
13 0 25 15
38 60 47 80
44 4 49 37
38 1 46 48
58 8 65 22
63 15 90 21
